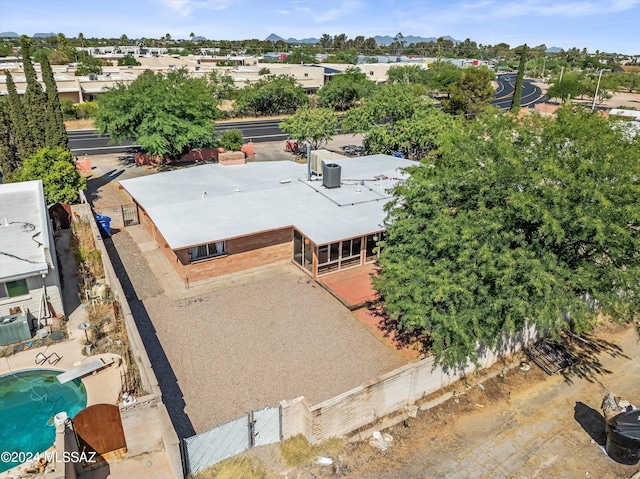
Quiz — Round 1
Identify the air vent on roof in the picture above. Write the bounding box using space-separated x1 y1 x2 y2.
88 73 98 80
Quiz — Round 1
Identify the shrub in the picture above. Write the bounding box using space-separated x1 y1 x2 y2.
219 129 244 151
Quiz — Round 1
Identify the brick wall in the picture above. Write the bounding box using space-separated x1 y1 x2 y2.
184 242 291 284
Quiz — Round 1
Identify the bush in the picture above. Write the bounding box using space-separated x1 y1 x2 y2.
258 67 271 75
219 129 244 151
60 98 76 120
74 101 98 119
278 434 344 467
193 457 266 479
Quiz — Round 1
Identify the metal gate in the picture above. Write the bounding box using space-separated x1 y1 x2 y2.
122 204 139 226
252 406 281 447
183 405 281 475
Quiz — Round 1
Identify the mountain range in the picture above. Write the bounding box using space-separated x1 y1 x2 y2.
0 31 56 38
265 33 458 45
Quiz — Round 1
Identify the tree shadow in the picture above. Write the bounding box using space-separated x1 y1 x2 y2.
574 401 606 445
560 333 630 386
103 235 196 440
86 169 125 204
368 302 429 351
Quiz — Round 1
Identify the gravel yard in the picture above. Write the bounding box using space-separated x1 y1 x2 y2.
108 229 407 436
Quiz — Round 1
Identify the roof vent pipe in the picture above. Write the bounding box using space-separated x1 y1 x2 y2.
306 143 311 181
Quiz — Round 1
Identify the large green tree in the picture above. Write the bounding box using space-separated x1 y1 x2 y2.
19 36 46 149
96 68 220 159
40 52 68 149
511 45 528 112
441 67 495 117
317 67 375 111
362 107 456 160
375 107 640 366
4 70 33 159
341 83 425 134
279 107 338 149
0 100 19 178
8 147 86 203
233 74 307 116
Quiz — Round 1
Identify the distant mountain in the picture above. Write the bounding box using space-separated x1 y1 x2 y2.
546 46 563 53
0 31 19 38
266 33 459 45
265 33 284 42
287 37 319 44
374 35 458 45
33 32 56 38
193 36 206 41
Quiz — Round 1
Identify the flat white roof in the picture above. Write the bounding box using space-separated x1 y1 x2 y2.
0 181 50 281
120 155 414 249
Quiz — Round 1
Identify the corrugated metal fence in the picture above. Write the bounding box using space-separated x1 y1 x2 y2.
183 405 282 475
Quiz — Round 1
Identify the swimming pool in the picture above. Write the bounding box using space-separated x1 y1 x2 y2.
0 369 87 473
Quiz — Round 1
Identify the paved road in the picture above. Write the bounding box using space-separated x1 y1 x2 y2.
492 73 546 109
69 119 287 155
69 78 546 154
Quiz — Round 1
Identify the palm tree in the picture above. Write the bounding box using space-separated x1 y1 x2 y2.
190 32 195 42
77 32 85 48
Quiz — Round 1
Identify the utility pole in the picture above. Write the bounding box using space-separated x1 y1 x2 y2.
592 69 604 110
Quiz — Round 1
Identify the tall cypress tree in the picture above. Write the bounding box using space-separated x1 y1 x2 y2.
4 70 34 159
0 100 19 178
40 53 69 148
511 45 527 113
20 35 46 150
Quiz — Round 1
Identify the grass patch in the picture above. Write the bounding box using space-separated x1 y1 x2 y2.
192 457 267 479
278 434 344 467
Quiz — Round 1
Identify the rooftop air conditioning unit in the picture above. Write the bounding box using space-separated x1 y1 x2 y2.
310 150 332 175
322 162 341 189
88 73 98 80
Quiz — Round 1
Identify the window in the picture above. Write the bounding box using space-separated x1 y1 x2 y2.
304 73 308 77
189 241 226 261
369 71 374 76
0 279 29 299
317 237 362 275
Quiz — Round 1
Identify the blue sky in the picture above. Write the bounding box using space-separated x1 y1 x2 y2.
0 0 639 54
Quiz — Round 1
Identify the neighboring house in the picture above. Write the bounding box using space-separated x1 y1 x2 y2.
0 181 64 342
120 155 413 286
613 65 640 73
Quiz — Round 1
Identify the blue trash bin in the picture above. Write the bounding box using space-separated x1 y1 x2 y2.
393 152 404 158
95 215 111 237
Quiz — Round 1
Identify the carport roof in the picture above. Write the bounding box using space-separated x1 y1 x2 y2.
120 155 414 249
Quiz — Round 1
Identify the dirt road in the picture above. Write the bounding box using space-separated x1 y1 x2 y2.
339 323 640 479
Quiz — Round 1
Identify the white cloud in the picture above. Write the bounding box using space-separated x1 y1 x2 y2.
155 0 233 16
293 0 362 23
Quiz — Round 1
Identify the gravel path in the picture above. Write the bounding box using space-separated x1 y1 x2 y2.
108 229 407 436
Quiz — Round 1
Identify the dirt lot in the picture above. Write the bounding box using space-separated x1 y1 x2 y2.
239 322 640 479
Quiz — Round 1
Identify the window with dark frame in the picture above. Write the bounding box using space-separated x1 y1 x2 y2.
0 279 29 299
189 241 227 262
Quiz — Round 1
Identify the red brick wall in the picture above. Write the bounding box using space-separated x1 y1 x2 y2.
227 228 292 255
184 242 292 284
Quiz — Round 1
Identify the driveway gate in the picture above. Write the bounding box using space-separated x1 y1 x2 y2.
183 405 281 475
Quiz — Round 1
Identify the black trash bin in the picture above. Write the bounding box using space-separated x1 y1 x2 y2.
95 215 111 237
605 408 640 465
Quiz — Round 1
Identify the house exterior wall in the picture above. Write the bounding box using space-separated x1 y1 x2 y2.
138 205 293 286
